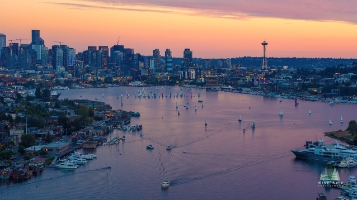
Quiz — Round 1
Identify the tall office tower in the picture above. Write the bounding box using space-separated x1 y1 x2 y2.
41 46 48 67
112 51 122 67
11 43 19 57
153 49 160 71
183 48 192 69
110 45 124 63
32 45 42 61
60 45 69 69
68 48 76 67
31 30 44 45
99 46 109 68
55 48 63 71
51 45 59 68
261 41 268 70
0 47 10 68
122 48 134 75
19 44 31 69
88 46 97 67
165 49 173 72
0 33 6 55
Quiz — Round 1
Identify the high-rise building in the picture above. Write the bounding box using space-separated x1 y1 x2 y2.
153 49 160 71
0 33 6 55
88 46 97 67
68 48 76 67
165 49 173 72
32 45 42 60
19 44 31 69
56 48 63 71
41 46 48 67
99 46 109 68
11 43 19 57
110 45 124 63
31 30 44 45
0 47 11 68
183 48 192 69
112 51 122 67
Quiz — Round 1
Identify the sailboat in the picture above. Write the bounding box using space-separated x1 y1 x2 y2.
309 109 311 115
251 121 255 128
329 120 332 125
102 93 105 98
194 106 197 112
205 120 207 126
279 109 283 116
295 97 299 107
238 115 242 122
176 102 178 108
340 115 343 123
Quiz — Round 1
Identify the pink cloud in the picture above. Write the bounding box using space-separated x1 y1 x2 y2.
78 0 357 23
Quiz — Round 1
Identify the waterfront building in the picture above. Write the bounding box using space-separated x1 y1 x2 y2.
43 142 70 157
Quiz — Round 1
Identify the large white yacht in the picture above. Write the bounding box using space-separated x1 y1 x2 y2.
55 161 78 169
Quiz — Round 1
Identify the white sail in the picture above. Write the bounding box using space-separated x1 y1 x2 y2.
329 120 332 125
238 115 242 121
340 115 343 123
309 109 311 114
252 121 255 128
102 93 104 98
176 102 178 108
279 109 283 116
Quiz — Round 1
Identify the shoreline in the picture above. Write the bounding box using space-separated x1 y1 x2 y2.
324 130 353 145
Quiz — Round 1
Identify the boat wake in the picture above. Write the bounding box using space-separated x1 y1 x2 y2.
169 152 291 187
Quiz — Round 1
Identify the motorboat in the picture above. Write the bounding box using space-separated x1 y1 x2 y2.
146 145 154 149
55 161 78 169
166 146 173 151
71 158 88 165
198 100 203 103
279 109 283 116
122 136 126 140
95 97 99 100
316 193 327 200
161 179 170 189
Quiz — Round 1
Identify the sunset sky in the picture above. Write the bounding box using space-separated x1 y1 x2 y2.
1 0 357 58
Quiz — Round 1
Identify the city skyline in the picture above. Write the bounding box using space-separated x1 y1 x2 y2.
1 0 357 58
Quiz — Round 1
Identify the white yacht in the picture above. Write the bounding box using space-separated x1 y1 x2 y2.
166 146 173 151
161 179 170 189
55 161 78 169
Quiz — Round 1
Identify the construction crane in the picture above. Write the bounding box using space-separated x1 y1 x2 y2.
54 41 64 46
16 38 29 46
8 39 14 46
117 36 120 45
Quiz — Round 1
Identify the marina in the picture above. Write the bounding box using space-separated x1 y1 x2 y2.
1 86 357 199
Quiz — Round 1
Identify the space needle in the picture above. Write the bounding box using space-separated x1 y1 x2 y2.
261 41 268 70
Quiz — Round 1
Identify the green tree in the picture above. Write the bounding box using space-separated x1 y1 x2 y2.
23 155 31 160
0 150 14 160
42 89 51 101
18 145 26 155
35 87 41 99
20 134 36 148
44 132 54 143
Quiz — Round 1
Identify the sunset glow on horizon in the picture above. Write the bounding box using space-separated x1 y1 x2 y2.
1 0 357 58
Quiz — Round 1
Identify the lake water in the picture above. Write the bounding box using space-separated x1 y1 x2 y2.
1 86 356 200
